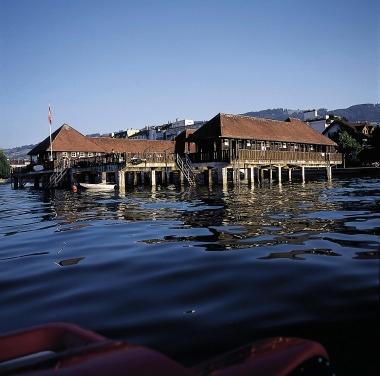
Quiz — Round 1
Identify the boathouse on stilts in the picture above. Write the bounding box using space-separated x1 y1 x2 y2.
11 114 342 191
186 113 342 186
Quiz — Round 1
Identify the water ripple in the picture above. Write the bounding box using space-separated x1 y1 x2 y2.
0 178 379 372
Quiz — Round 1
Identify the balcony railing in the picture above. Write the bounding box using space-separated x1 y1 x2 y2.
238 149 342 163
188 150 231 163
122 152 175 164
12 152 176 175
189 149 342 164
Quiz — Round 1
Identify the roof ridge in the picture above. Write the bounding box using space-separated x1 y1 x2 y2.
220 113 297 124
91 137 175 143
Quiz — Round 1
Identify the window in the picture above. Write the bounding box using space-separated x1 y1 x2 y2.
62 152 68 157
79 152 85 158
282 143 287 149
71 152 77 157
96 153 102 156
88 152 93 157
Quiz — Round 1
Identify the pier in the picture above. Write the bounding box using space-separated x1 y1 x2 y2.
188 149 341 186
11 113 343 191
12 148 342 190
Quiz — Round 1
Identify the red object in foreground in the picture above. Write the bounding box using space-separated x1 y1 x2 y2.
0 323 331 376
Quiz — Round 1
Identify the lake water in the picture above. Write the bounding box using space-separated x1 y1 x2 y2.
0 178 379 374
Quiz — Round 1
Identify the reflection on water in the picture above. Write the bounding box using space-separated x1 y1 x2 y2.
0 178 379 374
353 250 380 260
258 248 341 260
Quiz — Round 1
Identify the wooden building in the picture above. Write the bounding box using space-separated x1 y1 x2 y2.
16 123 179 190
174 129 196 155
28 124 175 163
189 113 337 158
12 114 342 190
323 119 374 140
28 124 105 163
187 113 342 184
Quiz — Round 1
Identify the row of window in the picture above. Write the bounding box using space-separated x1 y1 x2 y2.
61 152 102 158
222 139 320 152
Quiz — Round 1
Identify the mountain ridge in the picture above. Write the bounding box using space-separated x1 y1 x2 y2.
243 103 380 122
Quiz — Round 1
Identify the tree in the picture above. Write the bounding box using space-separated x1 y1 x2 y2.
331 131 363 167
0 150 10 178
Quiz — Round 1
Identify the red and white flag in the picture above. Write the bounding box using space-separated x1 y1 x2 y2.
48 105 53 125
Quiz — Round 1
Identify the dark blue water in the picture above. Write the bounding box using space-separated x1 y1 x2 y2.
0 178 379 373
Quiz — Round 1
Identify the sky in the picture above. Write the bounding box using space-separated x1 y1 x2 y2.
0 0 379 148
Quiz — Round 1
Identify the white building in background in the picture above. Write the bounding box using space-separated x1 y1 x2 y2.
128 119 206 141
303 109 335 133
165 119 205 140
113 128 140 139
303 110 318 121
128 125 165 140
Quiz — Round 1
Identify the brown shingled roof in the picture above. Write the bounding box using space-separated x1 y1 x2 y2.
28 124 105 155
91 138 175 154
191 113 336 146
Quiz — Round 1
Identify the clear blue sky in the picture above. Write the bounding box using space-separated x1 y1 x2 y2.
1 0 379 148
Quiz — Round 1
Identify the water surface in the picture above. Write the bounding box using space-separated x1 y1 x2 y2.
0 178 379 373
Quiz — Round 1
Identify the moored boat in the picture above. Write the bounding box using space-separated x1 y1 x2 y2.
79 183 116 191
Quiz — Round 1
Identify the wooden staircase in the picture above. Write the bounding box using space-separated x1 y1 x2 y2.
176 154 196 186
48 166 68 188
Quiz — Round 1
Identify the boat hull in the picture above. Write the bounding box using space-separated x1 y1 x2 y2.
79 183 116 191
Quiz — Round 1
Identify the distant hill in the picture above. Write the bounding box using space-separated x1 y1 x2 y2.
325 104 380 122
2 144 36 160
243 108 303 121
244 103 380 122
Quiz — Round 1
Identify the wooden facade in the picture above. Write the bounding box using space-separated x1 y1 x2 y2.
13 113 343 190
188 113 340 165
190 149 342 165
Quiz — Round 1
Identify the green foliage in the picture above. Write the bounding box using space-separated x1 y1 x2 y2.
0 150 11 178
336 131 363 160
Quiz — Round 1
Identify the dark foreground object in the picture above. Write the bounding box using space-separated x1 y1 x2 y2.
0 323 333 375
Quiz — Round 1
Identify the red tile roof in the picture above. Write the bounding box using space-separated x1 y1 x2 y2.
191 113 336 146
91 138 175 154
28 124 176 156
28 124 105 155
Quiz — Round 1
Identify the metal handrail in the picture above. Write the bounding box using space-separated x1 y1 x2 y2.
176 154 196 185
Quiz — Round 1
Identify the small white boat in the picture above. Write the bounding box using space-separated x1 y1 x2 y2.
79 183 116 191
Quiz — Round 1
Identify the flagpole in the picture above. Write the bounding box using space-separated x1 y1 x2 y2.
48 105 53 161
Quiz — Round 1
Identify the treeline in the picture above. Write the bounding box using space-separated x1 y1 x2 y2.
0 150 10 178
